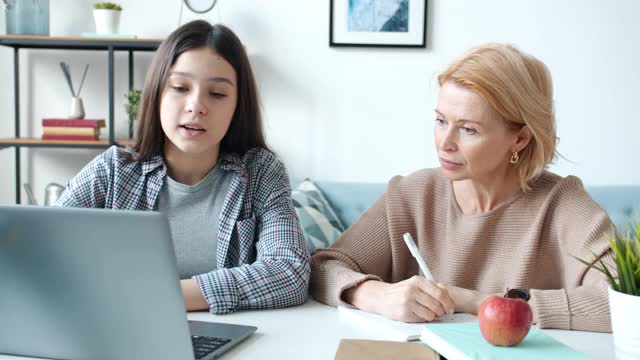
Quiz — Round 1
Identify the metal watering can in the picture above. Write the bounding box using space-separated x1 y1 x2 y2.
23 182 65 206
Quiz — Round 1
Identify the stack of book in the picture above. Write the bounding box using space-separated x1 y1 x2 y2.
42 118 106 141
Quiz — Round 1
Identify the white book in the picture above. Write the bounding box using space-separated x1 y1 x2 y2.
337 306 477 342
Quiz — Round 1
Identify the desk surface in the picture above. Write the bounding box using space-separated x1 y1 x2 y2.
0 300 614 359
189 300 614 360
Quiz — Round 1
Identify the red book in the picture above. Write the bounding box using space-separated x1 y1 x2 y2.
42 119 106 128
42 134 99 141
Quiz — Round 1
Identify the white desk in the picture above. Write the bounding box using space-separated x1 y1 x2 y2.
0 300 614 359
188 300 614 360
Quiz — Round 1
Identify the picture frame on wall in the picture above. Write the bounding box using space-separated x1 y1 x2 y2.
330 0 427 48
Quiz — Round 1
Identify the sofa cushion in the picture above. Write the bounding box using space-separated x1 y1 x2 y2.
315 181 387 228
292 179 346 251
586 186 640 233
311 181 639 232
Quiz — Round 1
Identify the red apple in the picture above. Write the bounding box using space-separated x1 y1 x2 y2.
478 295 533 346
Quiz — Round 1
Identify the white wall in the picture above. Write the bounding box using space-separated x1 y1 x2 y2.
1 0 639 204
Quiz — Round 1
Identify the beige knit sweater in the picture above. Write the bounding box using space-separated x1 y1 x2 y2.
310 169 615 332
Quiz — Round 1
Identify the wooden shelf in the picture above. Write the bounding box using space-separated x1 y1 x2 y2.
0 35 162 51
0 138 135 149
0 35 157 203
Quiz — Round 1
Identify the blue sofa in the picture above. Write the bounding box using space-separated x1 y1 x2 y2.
313 181 640 231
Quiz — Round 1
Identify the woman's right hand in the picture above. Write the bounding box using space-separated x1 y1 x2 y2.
343 276 455 323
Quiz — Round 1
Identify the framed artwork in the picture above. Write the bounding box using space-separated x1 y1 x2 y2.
330 0 427 48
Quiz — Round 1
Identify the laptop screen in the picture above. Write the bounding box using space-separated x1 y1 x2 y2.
0 205 195 359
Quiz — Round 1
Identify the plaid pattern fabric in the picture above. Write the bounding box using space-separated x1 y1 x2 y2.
292 179 345 251
56 145 310 314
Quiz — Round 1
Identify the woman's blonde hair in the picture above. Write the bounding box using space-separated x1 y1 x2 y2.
438 43 557 191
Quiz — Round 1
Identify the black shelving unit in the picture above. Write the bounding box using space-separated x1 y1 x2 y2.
0 35 162 203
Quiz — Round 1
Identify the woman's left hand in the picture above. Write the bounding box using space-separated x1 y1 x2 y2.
442 284 500 314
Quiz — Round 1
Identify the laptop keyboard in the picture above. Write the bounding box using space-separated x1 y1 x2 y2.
191 335 232 359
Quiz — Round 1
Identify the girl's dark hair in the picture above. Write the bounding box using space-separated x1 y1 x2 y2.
132 20 267 160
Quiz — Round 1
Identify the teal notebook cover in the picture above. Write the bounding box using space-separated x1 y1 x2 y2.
420 322 590 360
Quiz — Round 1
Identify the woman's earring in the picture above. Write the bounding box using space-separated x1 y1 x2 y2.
510 151 519 164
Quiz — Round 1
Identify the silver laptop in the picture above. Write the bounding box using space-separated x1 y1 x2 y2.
0 205 256 360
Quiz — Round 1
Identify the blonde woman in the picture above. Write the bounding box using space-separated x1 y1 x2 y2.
310 44 614 332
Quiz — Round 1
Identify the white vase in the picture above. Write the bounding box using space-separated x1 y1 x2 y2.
68 96 85 119
608 287 640 359
93 9 121 34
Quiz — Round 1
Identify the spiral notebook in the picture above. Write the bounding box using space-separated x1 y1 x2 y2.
420 322 590 360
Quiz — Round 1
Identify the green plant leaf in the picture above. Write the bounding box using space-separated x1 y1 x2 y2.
577 223 640 296
95 2 122 10
123 89 142 119
598 258 619 291
623 237 638 294
574 250 619 291
612 241 629 293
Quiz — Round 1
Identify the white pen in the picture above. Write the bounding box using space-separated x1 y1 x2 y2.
402 232 454 320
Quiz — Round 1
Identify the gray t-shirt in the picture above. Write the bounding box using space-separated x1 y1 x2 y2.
156 164 234 279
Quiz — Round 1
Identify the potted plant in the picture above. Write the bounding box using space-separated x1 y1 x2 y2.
93 2 122 35
578 223 640 359
124 89 141 139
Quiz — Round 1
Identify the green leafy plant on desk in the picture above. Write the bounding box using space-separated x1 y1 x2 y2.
94 2 122 10
577 221 640 358
577 222 640 296
124 89 141 140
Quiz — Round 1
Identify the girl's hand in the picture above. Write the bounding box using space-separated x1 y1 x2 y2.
181 279 209 311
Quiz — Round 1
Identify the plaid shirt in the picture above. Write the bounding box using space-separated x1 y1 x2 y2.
57 146 310 314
